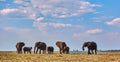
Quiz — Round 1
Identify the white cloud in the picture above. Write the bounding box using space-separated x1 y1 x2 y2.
36 17 44 22
73 33 85 38
29 13 37 19
15 0 101 18
86 29 103 34
106 18 120 26
73 28 103 38
0 8 18 15
92 16 113 22
1 27 31 33
0 0 101 32
33 20 72 31
49 23 72 28
14 0 23 4
0 8 31 20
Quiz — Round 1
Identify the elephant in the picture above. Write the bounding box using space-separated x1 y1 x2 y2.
56 41 67 54
62 46 70 54
23 47 32 54
34 42 47 54
47 46 54 54
16 42 25 54
82 41 97 54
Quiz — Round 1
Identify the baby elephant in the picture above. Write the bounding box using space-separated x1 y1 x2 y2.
47 46 54 54
23 47 32 54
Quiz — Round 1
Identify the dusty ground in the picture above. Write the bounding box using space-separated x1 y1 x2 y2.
0 51 120 62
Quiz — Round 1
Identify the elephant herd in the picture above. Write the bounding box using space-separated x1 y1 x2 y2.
16 41 97 54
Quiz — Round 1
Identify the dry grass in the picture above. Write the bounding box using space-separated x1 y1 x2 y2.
0 51 120 62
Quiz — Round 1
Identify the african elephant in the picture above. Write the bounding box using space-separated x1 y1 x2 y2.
47 46 54 54
62 46 70 54
56 41 67 54
34 42 47 54
82 41 97 54
16 42 25 54
23 47 32 54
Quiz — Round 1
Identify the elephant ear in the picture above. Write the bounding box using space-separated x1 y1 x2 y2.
83 42 88 47
62 42 67 47
87 42 93 47
20 42 25 47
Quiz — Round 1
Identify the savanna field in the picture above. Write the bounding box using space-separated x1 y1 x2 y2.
0 51 120 62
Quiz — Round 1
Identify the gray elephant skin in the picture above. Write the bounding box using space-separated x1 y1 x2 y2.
47 46 54 54
82 41 97 54
34 42 47 54
23 47 32 54
16 42 25 54
56 41 67 54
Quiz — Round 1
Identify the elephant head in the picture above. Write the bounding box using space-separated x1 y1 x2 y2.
82 42 89 51
16 42 25 54
56 41 67 54
82 41 97 54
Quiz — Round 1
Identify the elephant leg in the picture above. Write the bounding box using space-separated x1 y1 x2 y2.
17 49 19 53
43 50 44 54
66 51 69 54
43 50 46 54
34 47 36 53
51 51 53 54
18 50 20 54
20 49 22 54
49 51 50 54
17 50 19 53
91 50 94 54
39 50 41 54
17 50 20 54
50 51 51 54
45 50 46 54
24 51 25 54
43 50 45 54
95 50 97 54
30 51 31 54
20 51 22 54
60 49 62 54
36 48 38 54
19 48 21 54
17 49 20 54
88 49 91 54
44 50 46 54
48 51 49 54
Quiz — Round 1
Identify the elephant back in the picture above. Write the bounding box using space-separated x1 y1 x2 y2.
38 42 47 50
91 42 97 49
16 42 25 48
47 46 54 51
56 41 67 49
34 42 42 47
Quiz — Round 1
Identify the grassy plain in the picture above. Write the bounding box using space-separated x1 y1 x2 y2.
0 51 120 62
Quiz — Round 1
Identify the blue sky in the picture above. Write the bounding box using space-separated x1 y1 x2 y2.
0 0 120 51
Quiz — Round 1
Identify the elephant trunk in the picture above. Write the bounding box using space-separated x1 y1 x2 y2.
34 47 36 53
82 46 85 51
